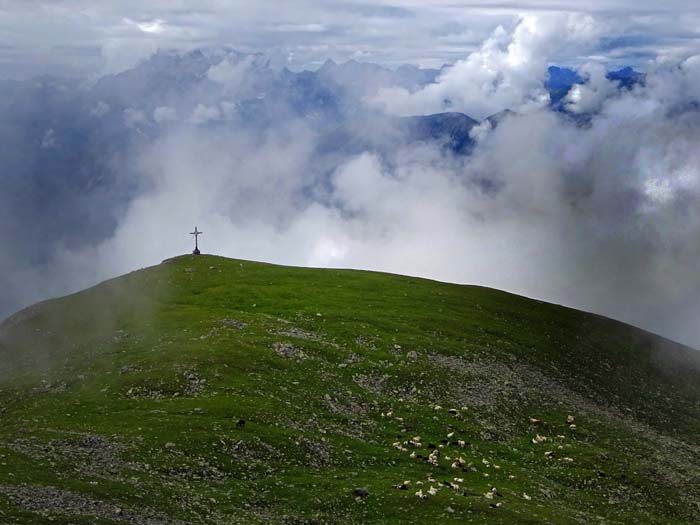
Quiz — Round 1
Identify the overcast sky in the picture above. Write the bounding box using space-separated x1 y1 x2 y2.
1 0 700 79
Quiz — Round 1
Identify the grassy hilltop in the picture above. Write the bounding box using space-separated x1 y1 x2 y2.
0 254 699 524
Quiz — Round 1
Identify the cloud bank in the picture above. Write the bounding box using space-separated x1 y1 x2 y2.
4 9 700 350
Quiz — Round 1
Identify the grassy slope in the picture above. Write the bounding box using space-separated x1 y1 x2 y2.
0 254 699 524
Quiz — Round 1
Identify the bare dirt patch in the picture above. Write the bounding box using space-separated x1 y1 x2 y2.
271 325 340 349
0 484 179 524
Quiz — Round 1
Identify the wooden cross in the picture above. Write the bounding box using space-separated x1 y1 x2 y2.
190 226 202 255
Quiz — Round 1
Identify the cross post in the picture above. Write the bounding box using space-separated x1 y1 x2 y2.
190 226 203 255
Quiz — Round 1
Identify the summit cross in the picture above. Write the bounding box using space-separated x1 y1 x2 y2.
190 226 203 255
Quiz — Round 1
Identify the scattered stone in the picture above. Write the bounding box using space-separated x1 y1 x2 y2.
273 326 336 347
33 381 67 394
296 437 331 468
352 373 388 395
272 342 306 360
217 436 279 462
540 488 556 499
355 335 378 350
221 318 247 330
182 371 206 396
118 365 140 375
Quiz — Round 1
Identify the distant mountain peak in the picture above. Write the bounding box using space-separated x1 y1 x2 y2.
318 59 339 72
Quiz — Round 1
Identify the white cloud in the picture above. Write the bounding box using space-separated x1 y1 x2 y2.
100 37 159 76
564 63 618 114
370 13 603 119
40 128 57 149
469 120 493 142
90 101 111 117
153 106 178 124
206 54 258 96
270 23 327 33
132 18 167 35
189 104 222 125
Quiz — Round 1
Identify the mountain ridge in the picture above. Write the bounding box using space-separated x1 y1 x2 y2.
0 254 698 523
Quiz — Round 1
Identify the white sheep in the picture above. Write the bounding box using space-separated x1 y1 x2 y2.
428 449 440 466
